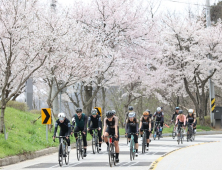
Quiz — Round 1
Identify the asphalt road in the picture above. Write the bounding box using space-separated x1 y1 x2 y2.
1 134 221 170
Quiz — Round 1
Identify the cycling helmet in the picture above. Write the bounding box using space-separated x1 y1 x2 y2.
128 106 133 111
178 110 183 114
76 108 82 113
58 112 66 120
112 110 116 115
146 109 151 114
143 111 149 116
188 109 194 114
106 111 114 118
175 107 180 110
91 109 97 115
128 112 136 118
156 107 161 112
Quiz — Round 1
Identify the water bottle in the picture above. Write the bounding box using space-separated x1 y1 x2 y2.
159 127 162 132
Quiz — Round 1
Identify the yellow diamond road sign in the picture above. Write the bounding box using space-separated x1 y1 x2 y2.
41 108 51 124
94 107 102 117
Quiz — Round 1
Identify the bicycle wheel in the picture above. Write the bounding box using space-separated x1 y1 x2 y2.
158 127 160 140
76 140 80 161
172 130 175 139
181 130 183 144
58 143 63 166
177 129 180 145
111 144 116 166
187 129 189 142
132 144 135 160
192 130 195 141
108 145 113 167
92 134 96 154
81 139 84 159
130 140 133 161
96 135 99 153
65 143 69 165
142 132 146 153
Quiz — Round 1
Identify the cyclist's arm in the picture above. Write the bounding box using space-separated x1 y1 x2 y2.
149 118 151 130
136 121 139 133
125 120 128 133
84 115 88 132
71 116 75 132
171 114 175 121
88 116 91 128
98 116 102 129
103 118 107 135
193 114 196 124
53 120 59 137
161 112 164 122
175 115 179 125
68 121 71 136
183 115 186 126
139 121 142 129
114 116 119 136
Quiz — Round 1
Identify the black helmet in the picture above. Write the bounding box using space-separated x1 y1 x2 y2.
146 109 151 114
106 111 114 118
178 110 183 114
175 107 180 110
128 106 133 111
76 108 82 113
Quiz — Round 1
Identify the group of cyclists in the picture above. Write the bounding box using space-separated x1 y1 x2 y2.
53 105 197 163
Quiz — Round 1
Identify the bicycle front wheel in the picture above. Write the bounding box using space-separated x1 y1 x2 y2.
108 145 113 167
81 139 84 159
58 143 63 166
65 143 69 165
142 133 146 153
130 141 133 161
92 134 96 154
76 140 80 161
153 130 157 140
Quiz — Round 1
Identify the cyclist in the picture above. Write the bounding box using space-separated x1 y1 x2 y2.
153 107 164 138
171 107 180 132
139 111 151 151
88 109 102 151
125 106 134 124
125 112 139 156
102 111 120 163
175 110 186 136
53 112 71 155
112 110 116 116
71 108 88 157
186 109 197 133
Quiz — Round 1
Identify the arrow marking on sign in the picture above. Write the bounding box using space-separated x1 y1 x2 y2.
43 109 50 124
95 108 101 116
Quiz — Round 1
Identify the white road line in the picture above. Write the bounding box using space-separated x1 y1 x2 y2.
130 162 139 166
120 162 132 166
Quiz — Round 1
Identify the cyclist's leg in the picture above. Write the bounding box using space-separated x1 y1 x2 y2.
64 132 71 152
89 125 93 136
127 127 132 145
146 130 150 146
134 133 138 154
104 127 110 146
97 128 102 148
113 127 119 161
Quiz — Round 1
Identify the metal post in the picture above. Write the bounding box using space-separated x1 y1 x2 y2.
26 78 33 110
206 0 215 127
46 125 48 141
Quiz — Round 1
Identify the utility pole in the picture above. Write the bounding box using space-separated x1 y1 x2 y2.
206 0 215 127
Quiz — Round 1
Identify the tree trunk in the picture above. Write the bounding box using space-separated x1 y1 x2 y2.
83 85 92 116
102 87 106 118
0 104 6 134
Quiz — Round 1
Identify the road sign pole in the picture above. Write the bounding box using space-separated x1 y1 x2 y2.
46 125 48 142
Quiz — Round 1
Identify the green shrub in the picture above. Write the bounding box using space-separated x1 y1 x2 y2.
30 110 41 114
6 101 28 112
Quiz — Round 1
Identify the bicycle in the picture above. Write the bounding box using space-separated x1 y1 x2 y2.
129 133 137 161
74 131 84 161
90 128 100 154
140 129 149 154
177 124 185 145
153 121 161 140
105 135 116 167
187 123 193 142
54 136 69 166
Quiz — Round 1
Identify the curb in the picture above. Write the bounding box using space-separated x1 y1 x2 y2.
0 143 77 167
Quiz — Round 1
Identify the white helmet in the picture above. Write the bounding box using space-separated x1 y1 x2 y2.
58 112 66 120
156 107 161 112
188 109 194 113
128 112 136 118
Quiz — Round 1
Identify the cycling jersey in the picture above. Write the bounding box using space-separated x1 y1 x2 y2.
53 118 71 146
125 118 139 133
54 118 71 137
104 116 119 141
88 115 102 128
153 112 164 122
72 113 87 132
186 114 196 123
140 116 151 126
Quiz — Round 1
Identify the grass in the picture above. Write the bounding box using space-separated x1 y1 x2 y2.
0 107 58 159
